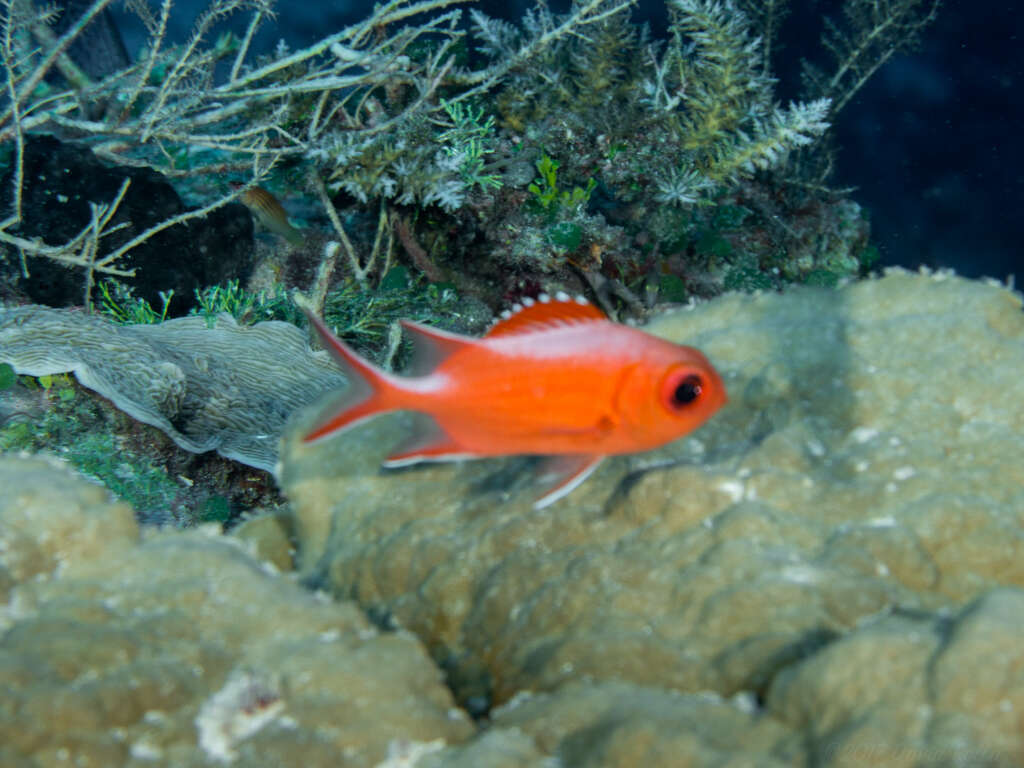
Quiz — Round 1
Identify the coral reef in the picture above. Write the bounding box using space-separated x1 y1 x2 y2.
0 455 473 766
277 269 1024 761
4 271 1024 766
0 370 282 527
3 1 998 764
0 0 932 318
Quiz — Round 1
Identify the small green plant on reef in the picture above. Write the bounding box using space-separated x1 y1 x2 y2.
527 154 597 213
0 362 15 391
0 375 183 520
99 281 175 325
98 280 301 328
438 99 503 192
322 266 476 364
191 280 300 328
521 153 600 257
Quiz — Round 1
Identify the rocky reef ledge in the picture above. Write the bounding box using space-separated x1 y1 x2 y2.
3 269 1024 766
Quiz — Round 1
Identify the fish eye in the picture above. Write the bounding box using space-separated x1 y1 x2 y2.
661 370 704 411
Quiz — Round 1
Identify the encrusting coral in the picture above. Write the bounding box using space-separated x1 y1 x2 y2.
4 270 1024 766
279 269 1024 763
0 454 474 766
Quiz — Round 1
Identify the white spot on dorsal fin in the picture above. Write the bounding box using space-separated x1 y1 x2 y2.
485 293 606 338
522 296 535 307
555 291 570 301
574 295 588 305
538 293 551 303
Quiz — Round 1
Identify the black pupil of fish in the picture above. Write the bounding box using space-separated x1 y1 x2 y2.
672 375 702 406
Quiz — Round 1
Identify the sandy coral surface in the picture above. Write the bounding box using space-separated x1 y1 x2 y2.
280 269 1024 765
0 456 472 767
4 270 1024 766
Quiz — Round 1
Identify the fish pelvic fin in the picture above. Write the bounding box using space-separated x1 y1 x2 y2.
381 415 470 466
533 454 604 509
303 309 401 443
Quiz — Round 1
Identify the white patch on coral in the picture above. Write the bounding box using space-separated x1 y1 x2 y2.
374 738 446 768
892 466 916 481
730 691 759 714
490 690 537 719
196 671 285 764
130 739 163 761
850 426 879 443
717 479 744 503
779 565 821 585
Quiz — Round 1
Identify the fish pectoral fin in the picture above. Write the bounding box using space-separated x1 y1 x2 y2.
382 416 471 466
532 454 604 510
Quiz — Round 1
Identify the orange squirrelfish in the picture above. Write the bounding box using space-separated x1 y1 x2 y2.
303 294 727 508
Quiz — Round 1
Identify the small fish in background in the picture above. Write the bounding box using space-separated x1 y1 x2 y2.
235 184 304 246
303 294 727 509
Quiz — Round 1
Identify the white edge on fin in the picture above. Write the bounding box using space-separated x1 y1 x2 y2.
533 456 603 510
381 453 477 468
304 410 379 445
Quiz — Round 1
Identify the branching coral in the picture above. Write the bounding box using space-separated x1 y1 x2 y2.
0 0 475 296
803 0 942 115
309 0 635 210
0 0 939 316
484 0 832 206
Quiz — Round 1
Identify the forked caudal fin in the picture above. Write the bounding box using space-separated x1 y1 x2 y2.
302 310 401 443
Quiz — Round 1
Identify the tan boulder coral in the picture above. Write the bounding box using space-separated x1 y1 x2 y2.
768 588 1024 767
0 455 472 767
484 680 800 768
279 269 1024 755
6 267 1024 767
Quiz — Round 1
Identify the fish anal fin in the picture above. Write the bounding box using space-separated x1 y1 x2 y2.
486 294 606 338
532 454 604 509
383 416 470 466
400 320 479 376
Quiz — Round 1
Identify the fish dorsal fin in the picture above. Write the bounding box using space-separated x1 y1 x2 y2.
400 320 479 376
485 293 605 338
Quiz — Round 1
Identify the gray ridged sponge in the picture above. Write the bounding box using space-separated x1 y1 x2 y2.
0 306 344 473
